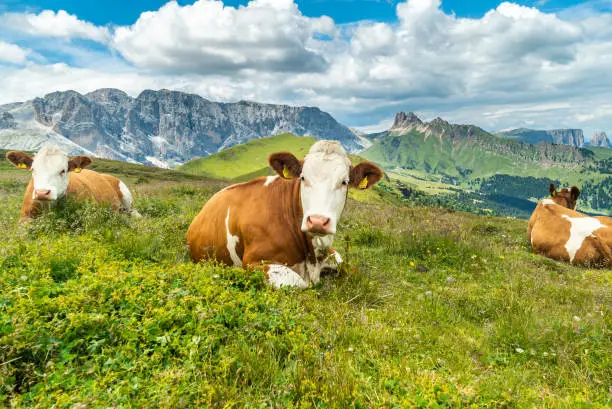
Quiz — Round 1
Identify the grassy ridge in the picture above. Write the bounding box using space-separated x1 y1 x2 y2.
178 134 317 180
0 154 610 408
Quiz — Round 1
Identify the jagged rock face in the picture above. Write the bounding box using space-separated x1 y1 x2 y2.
590 131 611 148
498 128 585 148
0 112 16 129
392 112 423 129
547 129 584 147
0 88 363 167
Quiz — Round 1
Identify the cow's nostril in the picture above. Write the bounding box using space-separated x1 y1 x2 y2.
323 218 330 226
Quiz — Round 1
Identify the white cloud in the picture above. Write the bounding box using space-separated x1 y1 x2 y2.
1 0 612 137
0 41 30 64
0 10 110 43
112 0 336 74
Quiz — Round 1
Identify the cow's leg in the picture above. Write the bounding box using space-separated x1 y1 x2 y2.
118 180 141 217
265 264 309 289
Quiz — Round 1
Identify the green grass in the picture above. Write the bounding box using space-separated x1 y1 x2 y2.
0 154 610 408
178 134 318 180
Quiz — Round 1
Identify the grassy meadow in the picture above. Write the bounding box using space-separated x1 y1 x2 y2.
0 154 610 408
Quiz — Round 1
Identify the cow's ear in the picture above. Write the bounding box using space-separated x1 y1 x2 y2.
268 152 302 179
6 151 33 169
550 184 557 197
570 186 580 200
68 155 93 172
349 162 383 189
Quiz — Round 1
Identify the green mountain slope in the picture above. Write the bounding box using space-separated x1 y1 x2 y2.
362 116 611 216
177 134 317 180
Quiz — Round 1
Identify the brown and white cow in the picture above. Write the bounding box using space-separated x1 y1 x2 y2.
7 146 140 222
187 140 383 288
527 184 611 268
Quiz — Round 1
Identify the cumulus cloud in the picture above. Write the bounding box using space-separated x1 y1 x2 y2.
112 0 336 74
0 41 30 64
1 0 612 137
0 10 110 43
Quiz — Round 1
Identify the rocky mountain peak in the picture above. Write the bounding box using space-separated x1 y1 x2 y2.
429 117 450 127
0 88 366 167
392 112 422 128
590 131 611 148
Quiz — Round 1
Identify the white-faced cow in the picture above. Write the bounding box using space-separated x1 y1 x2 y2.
187 140 384 288
7 146 140 222
527 184 611 268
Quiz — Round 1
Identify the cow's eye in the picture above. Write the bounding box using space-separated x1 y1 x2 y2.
300 176 305 182
60 169 66 176
341 180 348 186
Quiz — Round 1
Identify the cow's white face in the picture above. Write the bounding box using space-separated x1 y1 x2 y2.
299 144 351 234
269 141 383 236
31 148 71 201
6 147 92 201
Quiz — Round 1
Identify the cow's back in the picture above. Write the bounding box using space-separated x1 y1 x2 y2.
66 170 123 208
187 177 305 267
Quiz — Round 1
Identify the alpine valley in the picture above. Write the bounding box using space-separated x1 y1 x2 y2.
0 88 610 217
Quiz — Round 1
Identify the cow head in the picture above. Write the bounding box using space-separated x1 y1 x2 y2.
269 141 383 235
6 147 92 201
549 183 580 210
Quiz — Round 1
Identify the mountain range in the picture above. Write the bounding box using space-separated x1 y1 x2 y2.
360 112 611 216
0 88 366 168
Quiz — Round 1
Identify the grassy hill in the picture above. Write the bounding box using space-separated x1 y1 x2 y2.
177 134 317 180
0 152 609 408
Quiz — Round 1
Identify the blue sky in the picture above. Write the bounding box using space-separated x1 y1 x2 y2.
1 0 612 137
1 0 599 24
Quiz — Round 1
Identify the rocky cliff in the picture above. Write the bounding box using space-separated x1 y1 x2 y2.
497 128 585 148
589 131 611 148
0 88 364 167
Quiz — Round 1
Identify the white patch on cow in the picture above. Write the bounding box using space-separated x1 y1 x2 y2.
561 215 605 263
530 226 536 246
118 181 141 217
267 264 309 289
541 199 557 206
225 208 242 267
30 146 70 200
264 175 279 187
300 141 351 234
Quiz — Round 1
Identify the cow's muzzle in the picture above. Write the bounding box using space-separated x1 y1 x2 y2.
305 215 332 235
34 189 52 201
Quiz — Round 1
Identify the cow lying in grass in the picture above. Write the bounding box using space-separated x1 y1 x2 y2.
7 146 140 222
187 140 384 288
528 184 611 268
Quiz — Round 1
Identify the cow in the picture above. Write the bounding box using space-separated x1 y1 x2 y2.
6 146 140 222
527 184 611 268
187 140 384 288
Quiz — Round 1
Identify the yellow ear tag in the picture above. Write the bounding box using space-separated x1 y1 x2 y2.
358 177 368 189
18 163 27 169
74 168 81 173
282 166 291 179
551 190 557 197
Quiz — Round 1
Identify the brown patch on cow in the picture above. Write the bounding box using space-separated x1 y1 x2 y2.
268 152 303 179
349 162 384 189
6 151 34 169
